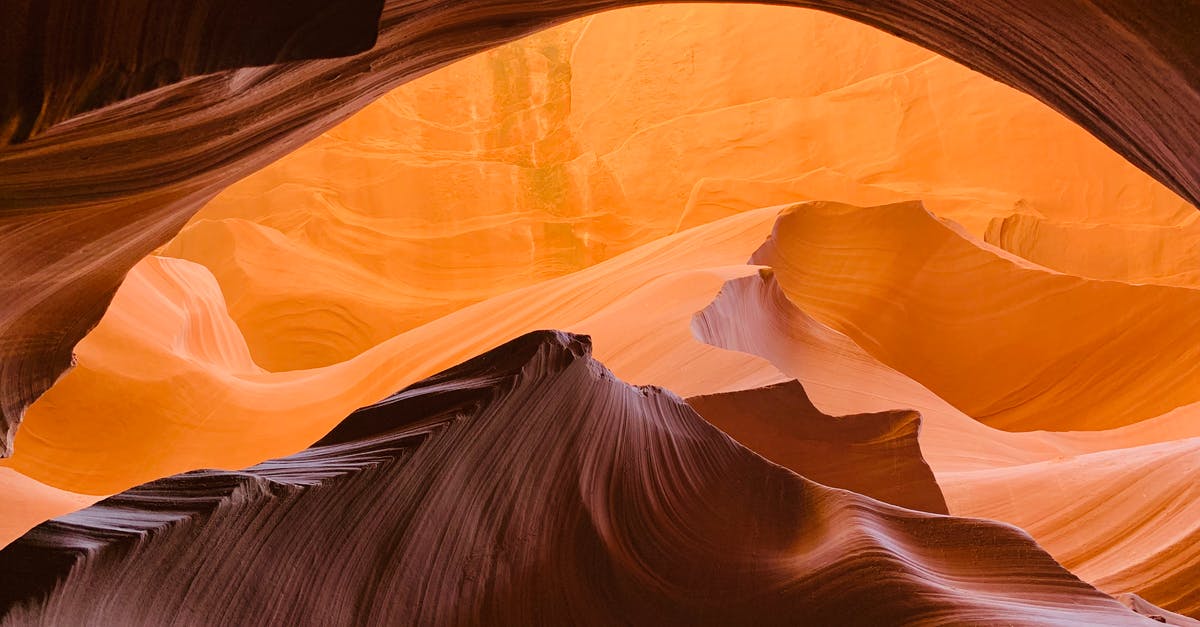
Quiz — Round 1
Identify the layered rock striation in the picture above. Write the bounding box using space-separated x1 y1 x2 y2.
1 0 1199 456
0 332 1154 626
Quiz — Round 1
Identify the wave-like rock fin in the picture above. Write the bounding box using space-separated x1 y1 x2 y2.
0 331 1152 625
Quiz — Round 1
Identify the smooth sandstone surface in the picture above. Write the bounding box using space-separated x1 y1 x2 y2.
985 213 1200 288
3 3 1200 624
1118 594 1200 627
751 201 1200 432
941 439 1200 617
692 216 1200 615
1 208 786 496
165 5 1190 371
686 380 948 514
10 198 1200 616
2 1 1200 456
693 267 1200 471
0 470 96 552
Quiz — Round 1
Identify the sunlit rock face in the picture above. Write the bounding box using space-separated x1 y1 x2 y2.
984 213 1200 287
751 201 1200 432
3 0 1200 466
5 3 1200 625
163 4 1189 371
7 209 787 497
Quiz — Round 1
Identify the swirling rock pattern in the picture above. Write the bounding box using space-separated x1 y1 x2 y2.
941 437 1200 617
689 224 1200 614
0 208 782 497
1 0 1199 456
687 380 948 514
164 5 1189 371
0 332 1154 626
749 200 1200 432
692 261 1200 471
0 0 387 143
1119 594 1200 626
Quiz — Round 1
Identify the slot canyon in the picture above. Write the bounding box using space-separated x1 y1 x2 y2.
1 3 1199 625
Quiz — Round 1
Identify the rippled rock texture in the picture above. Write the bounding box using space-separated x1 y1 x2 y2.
1 0 1199 457
750 200 1200 432
165 5 1191 372
2 3 1198 624
0 332 1152 626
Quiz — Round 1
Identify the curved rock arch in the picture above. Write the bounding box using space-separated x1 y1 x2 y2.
0 0 1197 455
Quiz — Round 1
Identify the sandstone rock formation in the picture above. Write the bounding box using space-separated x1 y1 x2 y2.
687 380 948 514
692 218 1200 614
0 208 784 497
2 3 1198 624
1119 594 1200 626
750 200 1200 432
8 198 1198 616
985 214 1200 287
0 0 387 143
1 0 1199 456
0 332 1155 626
163 5 1191 371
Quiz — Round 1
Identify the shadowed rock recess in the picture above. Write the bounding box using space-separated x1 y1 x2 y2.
0 0 1198 457
687 380 949 514
0 332 1154 626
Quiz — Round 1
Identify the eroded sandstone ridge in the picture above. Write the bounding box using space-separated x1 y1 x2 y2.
2 3 1198 623
6 196 1199 615
1 0 1198 456
0 332 1153 626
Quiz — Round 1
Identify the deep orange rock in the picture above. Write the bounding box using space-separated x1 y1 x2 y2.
166 5 1189 371
1 0 1199 457
751 200 1200 432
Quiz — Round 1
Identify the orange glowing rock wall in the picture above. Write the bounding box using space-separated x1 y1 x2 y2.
165 4 1189 371
4 4 1200 623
